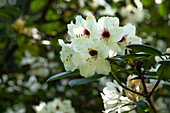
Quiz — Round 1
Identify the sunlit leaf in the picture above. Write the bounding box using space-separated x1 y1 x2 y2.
30 0 48 12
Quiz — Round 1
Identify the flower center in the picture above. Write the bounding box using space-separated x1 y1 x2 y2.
102 29 110 38
83 28 90 35
56 105 59 109
89 50 98 56
115 87 120 93
119 35 127 42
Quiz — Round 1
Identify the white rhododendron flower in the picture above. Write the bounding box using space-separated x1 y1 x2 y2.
101 80 136 113
67 15 97 41
59 39 77 71
118 24 142 54
59 15 142 77
72 38 111 77
96 17 124 53
33 98 75 113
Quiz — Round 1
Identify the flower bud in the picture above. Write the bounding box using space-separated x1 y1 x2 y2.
125 75 143 101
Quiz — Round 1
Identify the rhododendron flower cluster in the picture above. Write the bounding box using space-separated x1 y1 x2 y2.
59 15 142 77
101 80 136 113
101 75 163 113
33 98 75 113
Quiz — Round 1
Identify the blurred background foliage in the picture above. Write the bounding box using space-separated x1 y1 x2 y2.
0 0 170 113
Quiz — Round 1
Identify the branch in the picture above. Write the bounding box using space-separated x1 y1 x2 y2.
111 70 146 97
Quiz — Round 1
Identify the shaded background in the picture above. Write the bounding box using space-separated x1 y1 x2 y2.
0 0 170 113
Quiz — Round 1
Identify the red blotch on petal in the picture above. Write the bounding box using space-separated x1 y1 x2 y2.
89 50 98 56
83 29 90 35
102 29 110 38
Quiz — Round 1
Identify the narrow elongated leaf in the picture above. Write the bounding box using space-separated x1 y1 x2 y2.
130 75 158 81
159 59 170 66
106 58 123 61
145 72 157 76
118 54 150 60
126 44 162 56
47 70 79 82
163 52 170 55
69 74 104 87
135 100 149 112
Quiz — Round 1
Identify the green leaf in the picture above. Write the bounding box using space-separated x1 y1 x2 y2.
45 9 60 21
157 65 170 80
110 62 119 73
130 75 158 81
126 44 162 56
30 0 48 12
0 6 20 15
145 72 157 76
158 59 170 66
47 70 79 82
0 12 12 21
106 58 123 61
118 54 150 60
163 52 170 55
140 0 151 7
135 100 149 112
158 4 167 16
69 74 104 87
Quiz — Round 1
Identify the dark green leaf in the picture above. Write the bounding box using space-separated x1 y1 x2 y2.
145 72 157 76
157 65 170 80
118 54 150 60
135 100 149 112
163 52 170 55
158 59 170 66
106 58 123 61
0 12 12 21
130 75 158 81
47 70 79 82
69 74 104 87
0 6 20 15
126 44 162 56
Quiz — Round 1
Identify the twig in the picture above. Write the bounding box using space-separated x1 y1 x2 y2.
111 70 146 97
140 73 148 95
146 98 158 113
149 66 165 97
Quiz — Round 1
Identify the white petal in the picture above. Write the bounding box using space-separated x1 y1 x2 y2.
123 24 136 36
98 17 119 28
80 63 96 77
110 27 125 42
96 41 110 58
96 58 111 75
75 15 86 26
